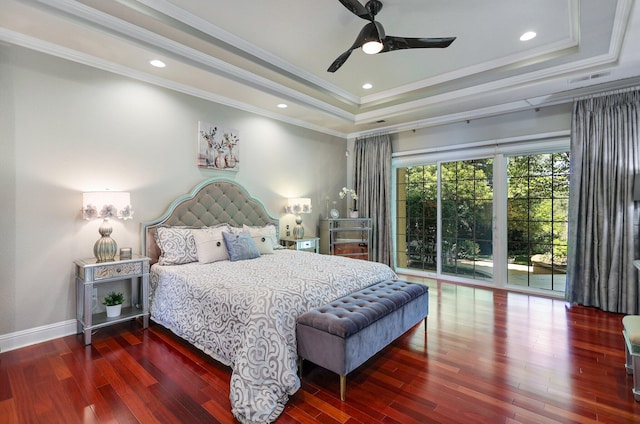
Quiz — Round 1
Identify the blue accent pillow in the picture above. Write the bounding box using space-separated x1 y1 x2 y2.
222 231 261 261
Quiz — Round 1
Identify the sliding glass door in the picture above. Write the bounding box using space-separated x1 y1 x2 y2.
506 153 569 291
441 159 494 281
395 144 569 294
396 165 438 272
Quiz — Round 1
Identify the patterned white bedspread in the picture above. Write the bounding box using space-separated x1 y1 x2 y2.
149 249 397 423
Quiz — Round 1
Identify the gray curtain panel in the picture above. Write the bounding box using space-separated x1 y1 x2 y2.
566 89 640 314
354 133 393 266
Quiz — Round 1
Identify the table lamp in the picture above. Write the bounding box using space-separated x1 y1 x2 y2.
82 191 133 262
286 198 312 239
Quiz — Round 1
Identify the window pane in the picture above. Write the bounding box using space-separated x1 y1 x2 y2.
440 159 494 282
397 165 438 271
507 152 570 292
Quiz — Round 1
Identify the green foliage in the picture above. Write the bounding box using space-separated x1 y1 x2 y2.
102 291 125 306
455 240 481 259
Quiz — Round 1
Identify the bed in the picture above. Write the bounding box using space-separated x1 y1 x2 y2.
141 178 397 423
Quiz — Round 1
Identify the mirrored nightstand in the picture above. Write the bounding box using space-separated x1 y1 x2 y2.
74 254 150 345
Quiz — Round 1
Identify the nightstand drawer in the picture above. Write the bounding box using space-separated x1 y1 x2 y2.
280 237 320 253
298 240 314 249
94 261 143 280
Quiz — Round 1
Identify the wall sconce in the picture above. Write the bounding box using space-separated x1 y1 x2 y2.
286 198 312 239
82 191 133 262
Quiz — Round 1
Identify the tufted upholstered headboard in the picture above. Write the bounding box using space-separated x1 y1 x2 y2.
141 178 279 264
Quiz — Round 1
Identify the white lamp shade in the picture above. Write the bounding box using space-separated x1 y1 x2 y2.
82 191 133 220
286 198 312 214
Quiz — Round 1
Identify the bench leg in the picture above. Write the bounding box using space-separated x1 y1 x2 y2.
624 330 640 401
340 375 346 401
626 342 634 375
424 317 428 333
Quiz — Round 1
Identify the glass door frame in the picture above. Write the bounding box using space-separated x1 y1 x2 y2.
392 135 569 296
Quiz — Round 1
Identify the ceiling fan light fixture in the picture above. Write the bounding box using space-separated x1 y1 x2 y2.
362 40 383 54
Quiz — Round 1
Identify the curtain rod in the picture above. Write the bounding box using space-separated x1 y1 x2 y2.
356 131 389 141
574 85 640 101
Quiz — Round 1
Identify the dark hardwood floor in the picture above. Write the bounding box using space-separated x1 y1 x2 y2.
2 279 639 423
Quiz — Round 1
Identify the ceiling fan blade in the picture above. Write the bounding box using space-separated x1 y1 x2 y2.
338 0 371 19
328 49 355 73
327 22 379 72
381 36 456 52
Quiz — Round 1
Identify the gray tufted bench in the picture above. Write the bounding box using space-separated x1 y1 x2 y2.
296 279 429 401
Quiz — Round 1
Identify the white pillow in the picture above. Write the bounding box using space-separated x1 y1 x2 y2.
248 233 274 254
192 226 230 263
243 224 279 254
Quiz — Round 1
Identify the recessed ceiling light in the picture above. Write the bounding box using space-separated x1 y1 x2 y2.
149 59 166 68
520 31 537 41
277 103 288 109
362 83 373 90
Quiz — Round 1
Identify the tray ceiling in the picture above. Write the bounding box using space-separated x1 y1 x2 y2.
1 0 639 138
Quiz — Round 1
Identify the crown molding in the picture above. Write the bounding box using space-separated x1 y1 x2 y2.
361 0 582 105
349 74 640 139
38 0 356 122
0 28 348 139
354 46 621 126
136 0 361 106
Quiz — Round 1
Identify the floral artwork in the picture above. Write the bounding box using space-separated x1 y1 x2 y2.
197 121 239 171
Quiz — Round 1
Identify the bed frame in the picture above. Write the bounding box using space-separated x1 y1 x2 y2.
141 178 279 264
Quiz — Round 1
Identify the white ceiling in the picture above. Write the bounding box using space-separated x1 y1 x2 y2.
2 0 640 138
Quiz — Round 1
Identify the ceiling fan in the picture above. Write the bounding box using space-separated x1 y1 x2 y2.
328 0 456 72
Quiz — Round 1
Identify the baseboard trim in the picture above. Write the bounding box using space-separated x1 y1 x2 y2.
0 320 77 353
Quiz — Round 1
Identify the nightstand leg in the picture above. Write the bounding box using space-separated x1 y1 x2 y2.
142 272 149 329
75 276 83 335
130 276 140 308
83 283 93 345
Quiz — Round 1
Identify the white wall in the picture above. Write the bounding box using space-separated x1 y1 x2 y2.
0 45 347 339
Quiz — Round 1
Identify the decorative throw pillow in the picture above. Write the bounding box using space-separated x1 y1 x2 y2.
243 225 275 254
222 231 261 261
155 226 198 265
243 224 281 251
192 226 230 263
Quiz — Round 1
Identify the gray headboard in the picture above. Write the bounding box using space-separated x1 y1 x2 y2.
141 178 279 264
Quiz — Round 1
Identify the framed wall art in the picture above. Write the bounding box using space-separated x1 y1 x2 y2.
197 121 239 171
